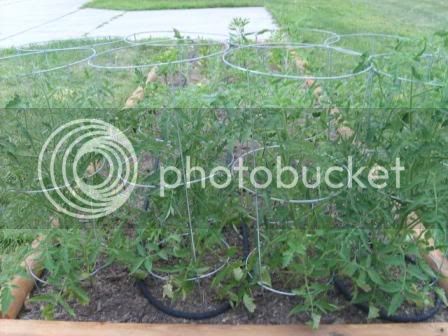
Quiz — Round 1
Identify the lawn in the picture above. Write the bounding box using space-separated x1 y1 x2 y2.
85 0 264 10
85 0 448 38
267 0 448 37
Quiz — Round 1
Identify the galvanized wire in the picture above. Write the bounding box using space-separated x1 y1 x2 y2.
324 32 414 57
0 47 96 79
222 43 373 80
88 38 228 70
124 30 230 45
15 36 123 52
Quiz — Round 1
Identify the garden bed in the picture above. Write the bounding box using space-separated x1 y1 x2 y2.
16 260 448 325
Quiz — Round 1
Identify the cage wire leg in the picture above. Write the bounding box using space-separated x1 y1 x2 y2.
173 110 208 307
327 46 334 78
425 55 434 82
175 109 213 307
248 113 264 288
35 73 54 110
174 113 198 264
370 37 376 55
184 42 195 88
325 47 336 130
364 67 375 108
284 48 290 73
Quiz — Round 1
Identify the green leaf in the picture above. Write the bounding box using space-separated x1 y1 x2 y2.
71 286 90 305
233 267 244 282
381 281 402 294
0 287 13 314
132 270 147 280
311 313 321 329
173 28 182 39
162 283 174 299
260 266 272 287
342 261 358 277
42 304 55 320
419 261 437 278
413 39 427 60
130 257 145 274
157 249 169 260
368 305 380 319
29 293 57 304
79 272 91 281
5 94 21 109
57 296 76 317
367 269 383 286
144 258 153 273
282 250 294 268
435 287 448 306
411 66 422 80
383 255 403 266
387 292 404 316
243 293 256 313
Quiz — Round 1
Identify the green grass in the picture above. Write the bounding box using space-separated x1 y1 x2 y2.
267 0 448 37
85 0 264 10
85 0 448 37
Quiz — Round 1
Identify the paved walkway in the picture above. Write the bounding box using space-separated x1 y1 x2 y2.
0 0 276 47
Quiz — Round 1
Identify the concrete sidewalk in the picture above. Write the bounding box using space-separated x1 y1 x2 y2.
0 0 276 47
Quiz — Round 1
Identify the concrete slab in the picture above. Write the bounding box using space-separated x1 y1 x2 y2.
0 0 276 47
92 7 276 39
0 0 86 42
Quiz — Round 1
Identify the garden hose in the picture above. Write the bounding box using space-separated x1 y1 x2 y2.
137 223 250 320
333 265 443 322
137 280 231 320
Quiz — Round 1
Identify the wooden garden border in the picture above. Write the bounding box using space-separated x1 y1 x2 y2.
1 320 448 336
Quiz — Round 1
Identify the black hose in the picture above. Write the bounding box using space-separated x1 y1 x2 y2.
137 280 231 320
333 273 442 322
137 222 250 320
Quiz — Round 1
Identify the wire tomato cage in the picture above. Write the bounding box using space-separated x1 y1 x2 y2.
233 143 346 296
86 31 230 109
0 47 96 79
240 28 340 46
15 36 125 53
88 32 229 70
373 52 448 87
219 42 375 296
367 52 448 108
222 42 375 109
124 30 230 45
324 32 417 58
115 108 238 287
0 114 109 195
147 232 231 282
222 43 372 80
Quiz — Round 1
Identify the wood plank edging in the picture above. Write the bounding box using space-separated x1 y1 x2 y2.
1 320 447 336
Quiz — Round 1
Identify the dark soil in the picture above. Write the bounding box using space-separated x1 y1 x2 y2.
18 224 448 324
19 261 448 324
